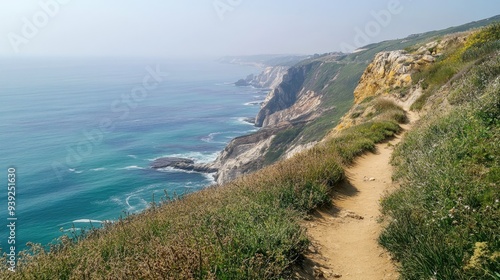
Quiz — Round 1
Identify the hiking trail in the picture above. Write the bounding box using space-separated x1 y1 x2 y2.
298 111 418 279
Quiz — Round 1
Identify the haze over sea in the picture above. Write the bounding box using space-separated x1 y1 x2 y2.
0 57 262 250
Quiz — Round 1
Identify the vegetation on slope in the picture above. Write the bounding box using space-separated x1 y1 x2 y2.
380 24 500 279
260 16 500 164
5 17 500 280
1 100 405 279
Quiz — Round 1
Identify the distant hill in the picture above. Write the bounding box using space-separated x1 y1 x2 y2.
218 54 310 67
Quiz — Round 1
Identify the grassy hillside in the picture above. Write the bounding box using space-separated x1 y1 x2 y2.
3 17 500 280
263 15 500 163
0 99 405 279
380 24 500 279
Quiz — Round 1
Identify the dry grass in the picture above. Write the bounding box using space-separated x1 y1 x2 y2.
380 24 500 280
0 70 408 280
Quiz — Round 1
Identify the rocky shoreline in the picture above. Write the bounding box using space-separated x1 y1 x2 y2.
150 157 218 173
151 60 319 185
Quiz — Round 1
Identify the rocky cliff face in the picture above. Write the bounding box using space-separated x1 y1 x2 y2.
254 66 289 89
211 125 290 184
255 62 319 127
336 35 468 132
190 26 481 185
262 89 322 127
212 59 340 184
353 36 466 104
235 66 289 89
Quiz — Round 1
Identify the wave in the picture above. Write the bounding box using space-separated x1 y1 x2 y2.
90 167 107 172
68 168 84 174
95 183 164 213
127 154 138 159
125 195 148 212
234 117 256 126
203 173 217 185
117 165 145 170
73 219 104 224
63 228 82 232
157 167 216 185
244 100 265 106
201 132 225 143
156 167 201 175
214 82 235 86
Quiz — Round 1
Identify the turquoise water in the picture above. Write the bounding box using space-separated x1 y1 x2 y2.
0 57 264 250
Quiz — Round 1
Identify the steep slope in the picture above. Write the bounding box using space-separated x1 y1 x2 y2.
235 66 289 89
212 15 500 185
379 23 500 280
301 23 500 280
5 16 500 280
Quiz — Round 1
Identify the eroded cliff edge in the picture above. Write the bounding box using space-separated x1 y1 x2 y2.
212 53 356 184
209 29 474 185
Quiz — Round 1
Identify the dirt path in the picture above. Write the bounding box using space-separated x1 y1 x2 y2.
297 112 418 279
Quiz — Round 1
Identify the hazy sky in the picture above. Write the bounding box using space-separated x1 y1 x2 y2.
0 0 498 58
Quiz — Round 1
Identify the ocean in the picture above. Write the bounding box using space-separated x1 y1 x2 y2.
0 57 264 251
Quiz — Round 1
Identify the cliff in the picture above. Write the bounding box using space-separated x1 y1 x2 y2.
353 36 467 104
333 33 471 133
235 66 289 89
211 125 292 184
255 62 320 127
213 53 356 184
14 17 500 279
211 22 487 185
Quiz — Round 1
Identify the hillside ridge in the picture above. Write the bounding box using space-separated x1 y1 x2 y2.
2 16 499 280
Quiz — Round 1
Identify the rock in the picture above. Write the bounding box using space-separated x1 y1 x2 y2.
151 157 218 173
422 55 436 63
249 66 289 89
242 117 255 125
312 266 324 278
151 157 194 169
255 63 318 127
308 245 318 254
212 125 291 184
353 50 417 104
235 79 250 86
333 273 343 278
341 210 364 220
369 177 376 181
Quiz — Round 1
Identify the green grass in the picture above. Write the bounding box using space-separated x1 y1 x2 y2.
0 102 405 279
411 23 500 111
410 43 465 111
6 19 500 280
380 26 500 279
264 125 303 165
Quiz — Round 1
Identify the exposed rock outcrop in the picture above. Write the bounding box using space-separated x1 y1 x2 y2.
353 36 467 104
261 90 322 127
255 62 319 127
353 50 415 104
214 33 472 185
151 157 218 173
211 125 291 184
235 66 289 89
